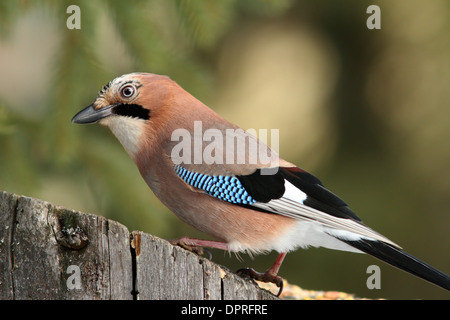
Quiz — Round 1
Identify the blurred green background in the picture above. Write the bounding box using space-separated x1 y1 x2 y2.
0 0 449 299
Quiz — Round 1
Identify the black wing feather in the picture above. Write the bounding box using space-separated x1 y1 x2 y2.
237 166 362 221
238 169 285 202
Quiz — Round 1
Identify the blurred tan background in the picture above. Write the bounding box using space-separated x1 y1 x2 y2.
0 0 448 299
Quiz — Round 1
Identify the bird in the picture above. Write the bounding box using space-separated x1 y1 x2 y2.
72 72 450 296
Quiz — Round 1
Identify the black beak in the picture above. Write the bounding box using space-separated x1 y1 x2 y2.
71 104 114 124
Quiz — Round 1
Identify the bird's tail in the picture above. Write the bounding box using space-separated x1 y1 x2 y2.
341 238 450 291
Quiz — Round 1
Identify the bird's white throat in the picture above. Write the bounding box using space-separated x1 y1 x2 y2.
100 116 145 159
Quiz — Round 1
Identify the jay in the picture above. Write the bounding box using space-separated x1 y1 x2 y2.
72 72 449 295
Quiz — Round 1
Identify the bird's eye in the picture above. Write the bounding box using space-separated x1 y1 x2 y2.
120 85 136 98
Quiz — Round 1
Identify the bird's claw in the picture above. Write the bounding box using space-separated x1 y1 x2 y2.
169 239 213 260
236 267 284 297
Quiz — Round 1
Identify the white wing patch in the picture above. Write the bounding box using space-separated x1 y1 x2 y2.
282 180 307 203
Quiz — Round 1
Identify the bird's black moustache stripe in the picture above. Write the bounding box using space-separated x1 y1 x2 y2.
112 103 150 120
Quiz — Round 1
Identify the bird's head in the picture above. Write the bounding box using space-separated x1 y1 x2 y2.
72 72 177 159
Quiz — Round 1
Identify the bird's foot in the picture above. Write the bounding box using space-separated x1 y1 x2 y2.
236 267 284 297
169 238 205 256
168 237 221 259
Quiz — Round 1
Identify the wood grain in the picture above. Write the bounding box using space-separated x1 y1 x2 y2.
0 190 277 300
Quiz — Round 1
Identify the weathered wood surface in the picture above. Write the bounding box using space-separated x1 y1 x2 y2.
0 190 277 300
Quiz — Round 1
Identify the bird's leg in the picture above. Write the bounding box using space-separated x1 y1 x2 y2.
170 238 287 296
237 252 287 297
168 236 228 258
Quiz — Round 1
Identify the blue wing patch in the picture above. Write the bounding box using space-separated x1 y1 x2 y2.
174 165 256 205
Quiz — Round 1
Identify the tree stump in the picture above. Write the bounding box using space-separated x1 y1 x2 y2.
0 190 277 300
